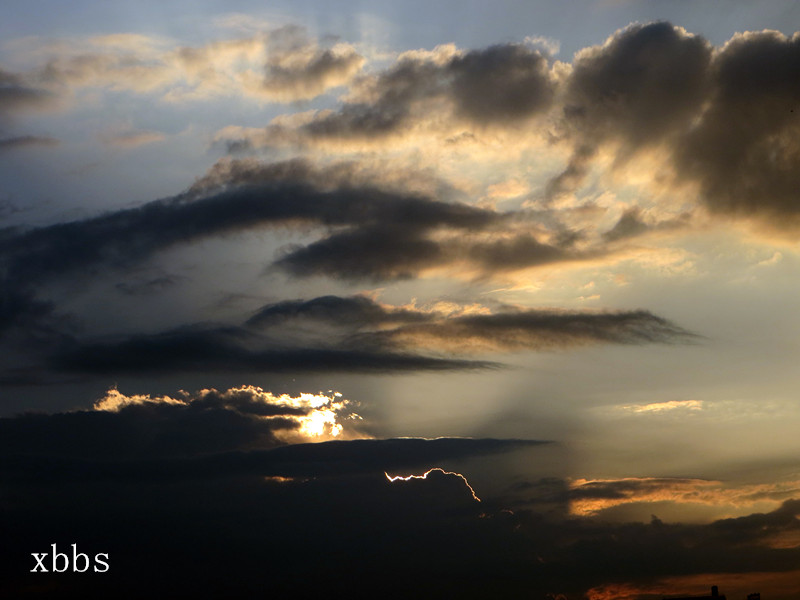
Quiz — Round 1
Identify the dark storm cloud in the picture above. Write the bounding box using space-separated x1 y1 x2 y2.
707 499 800 545
2 434 547 483
47 324 493 375
0 383 542 482
675 30 800 221
0 390 303 460
1 389 796 600
0 288 56 335
3 417 799 600
543 502 800 594
114 274 184 296
0 135 59 152
1 449 535 598
0 389 550 597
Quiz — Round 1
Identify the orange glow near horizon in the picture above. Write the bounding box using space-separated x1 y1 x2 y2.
586 569 800 600
567 476 800 518
384 468 482 502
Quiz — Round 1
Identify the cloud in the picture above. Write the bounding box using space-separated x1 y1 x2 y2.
47 324 493 376
674 30 800 224
99 129 165 147
219 41 556 151
3 436 798 599
544 22 711 199
567 476 800 517
617 399 704 413
244 294 427 329
0 385 797 599
563 22 711 153
8 294 690 386
602 208 692 242
447 43 556 124
0 158 496 289
273 224 448 281
541 22 800 228
0 68 58 117
0 386 359 461
19 25 363 104
0 387 544 478
466 233 574 270
0 135 59 152
9 21 800 232
360 306 695 353
257 25 365 101
587 571 800 600
114 274 184 296
245 294 695 355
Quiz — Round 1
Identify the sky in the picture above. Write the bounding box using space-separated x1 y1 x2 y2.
2 1 800 598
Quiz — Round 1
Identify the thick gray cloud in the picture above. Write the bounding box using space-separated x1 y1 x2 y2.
0 159 497 287
675 30 800 221
0 389 301 460
548 22 800 224
249 294 695 353
274 224 447 281
361 307 695 352
2 436 546 483
0 157 607 354
547 22 712 199
467 233 572 270
245 294 427 329
226 42 555 150
0 159 501 339
5 291 690 382
46 325 493 376
0 383 541 468
448 44 555 123
564 22 711 153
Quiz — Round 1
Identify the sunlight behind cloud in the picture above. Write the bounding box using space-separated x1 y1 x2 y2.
94 385 364 443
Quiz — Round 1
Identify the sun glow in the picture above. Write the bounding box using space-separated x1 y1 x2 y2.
94 386 363 442
384 468 482 502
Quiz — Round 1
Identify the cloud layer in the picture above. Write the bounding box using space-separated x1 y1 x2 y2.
1 389 798 599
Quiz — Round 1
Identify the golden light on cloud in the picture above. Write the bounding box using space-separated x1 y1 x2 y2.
385 468 482 502
94 386 364 443
618 399 704 413
568 476 800 517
